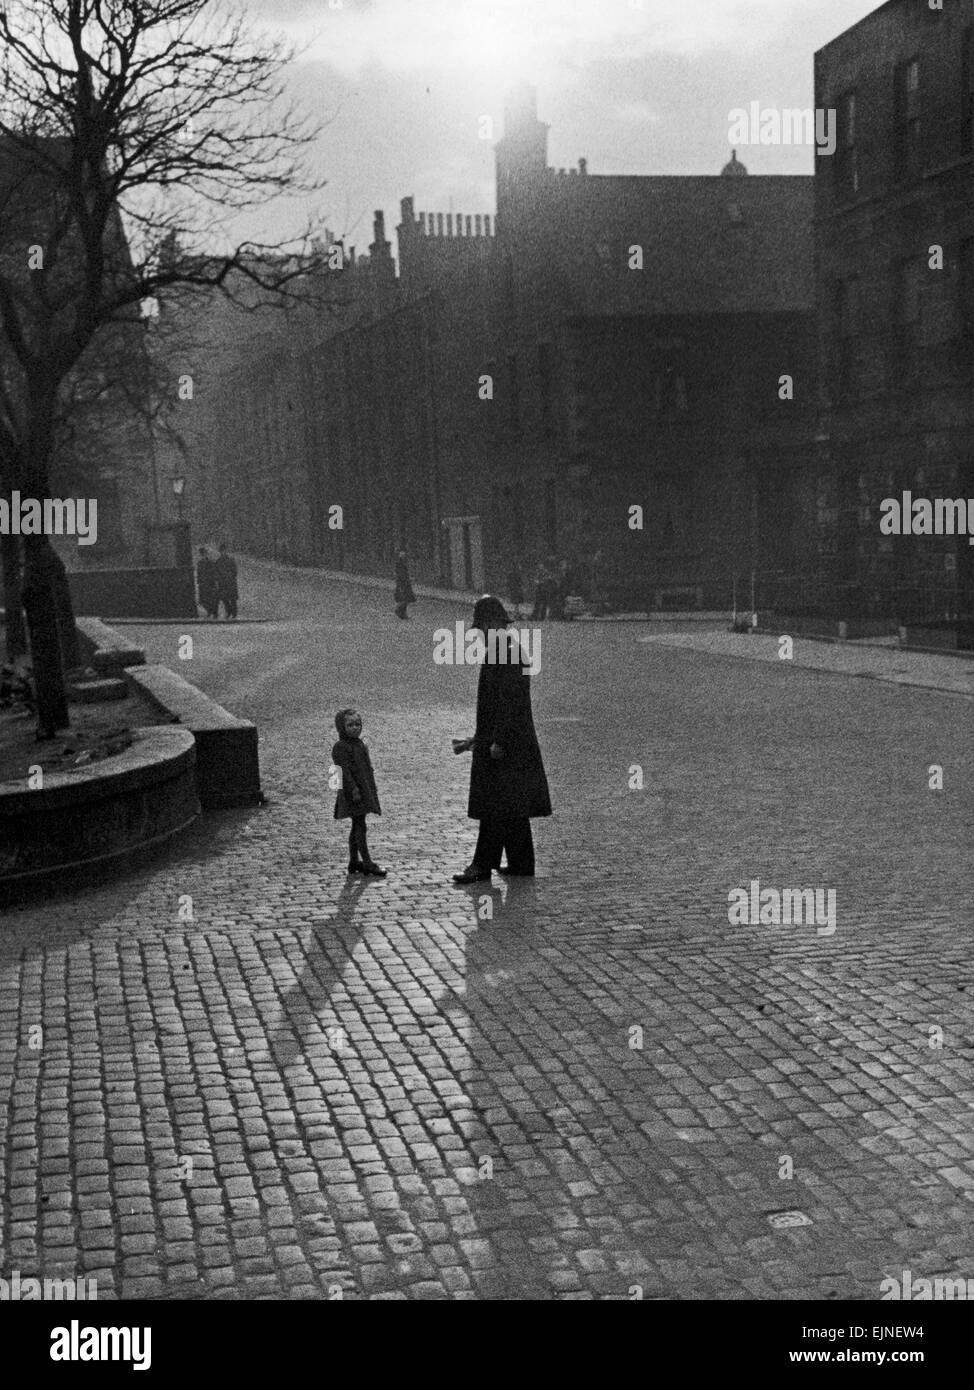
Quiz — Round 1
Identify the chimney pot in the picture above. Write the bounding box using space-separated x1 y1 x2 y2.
446 213 453 236
465 215 472 236
579 157 587 175
436 212 444 236
474 214 482 236
484 214 492 236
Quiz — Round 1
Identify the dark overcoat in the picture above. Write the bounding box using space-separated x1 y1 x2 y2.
214 554 238 602
467 638 551 821
333 737 381 818
394 557 415 606
196 558 217 609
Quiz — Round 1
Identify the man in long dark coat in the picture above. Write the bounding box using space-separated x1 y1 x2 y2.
393 549 415 619
452 595 551 883
214 543 238 620
196 546 217 618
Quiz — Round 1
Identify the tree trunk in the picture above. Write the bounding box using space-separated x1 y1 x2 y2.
22 533 70 737
1 531 28 662
51 547 80 670
21 384 71 734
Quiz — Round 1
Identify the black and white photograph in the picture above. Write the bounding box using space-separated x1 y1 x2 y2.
0 0 972 1356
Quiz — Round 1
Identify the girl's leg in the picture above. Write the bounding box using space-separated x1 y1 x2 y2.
351 817 368 862
354 817 387 876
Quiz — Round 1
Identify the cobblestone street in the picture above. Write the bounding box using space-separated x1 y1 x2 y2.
2 560 973 1300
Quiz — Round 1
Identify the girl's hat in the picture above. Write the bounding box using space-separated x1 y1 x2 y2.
335 707 358 736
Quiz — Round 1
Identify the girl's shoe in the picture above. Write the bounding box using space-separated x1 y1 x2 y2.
360 862 388 877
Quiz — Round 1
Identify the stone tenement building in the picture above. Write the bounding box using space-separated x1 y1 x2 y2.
814 0 974 623
191 87 819 607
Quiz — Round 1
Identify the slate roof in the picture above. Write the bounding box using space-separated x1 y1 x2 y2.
522 171 815 317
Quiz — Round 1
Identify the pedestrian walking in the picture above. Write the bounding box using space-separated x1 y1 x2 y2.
332 708 387 877
507 562 524 620
530 561 550 620
451 595 551 883
550 558 571 621
214 543 238 620
394 549 415 619
195 546 218 618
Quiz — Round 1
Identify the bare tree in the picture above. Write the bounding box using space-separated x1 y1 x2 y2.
0 0 330 735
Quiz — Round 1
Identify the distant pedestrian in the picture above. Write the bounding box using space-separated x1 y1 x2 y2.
589 549 604 612
550 558 570 621
214 543 238 620
196 546 217 618
530 561 550 621
451 596 551 883
332 708 387 877
507 563 524 620
394 550 415 619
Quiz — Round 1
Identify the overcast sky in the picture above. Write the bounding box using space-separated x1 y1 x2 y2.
240 0 884 252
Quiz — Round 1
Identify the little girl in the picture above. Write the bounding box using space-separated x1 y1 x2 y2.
332 708 387 876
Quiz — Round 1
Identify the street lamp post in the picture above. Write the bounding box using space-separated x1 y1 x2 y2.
171 473 186 523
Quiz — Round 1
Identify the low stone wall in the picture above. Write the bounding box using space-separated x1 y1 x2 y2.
126 664 262 811
68 567 197 620
75 616 146 671
0 726 199 903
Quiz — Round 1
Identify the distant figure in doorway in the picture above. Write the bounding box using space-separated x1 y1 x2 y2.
507 563 524 620
333 707 387 876
394 549 415 619
214 543 238 620
196 546 217 618
452 595 552 883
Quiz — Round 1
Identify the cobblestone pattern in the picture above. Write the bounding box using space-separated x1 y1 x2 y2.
1 564 971 1299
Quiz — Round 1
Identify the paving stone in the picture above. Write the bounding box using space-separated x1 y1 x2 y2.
2 567 971 1301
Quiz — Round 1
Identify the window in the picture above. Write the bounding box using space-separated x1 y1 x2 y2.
651 365 689 419
892 258 921 382
537 342 553 433
727 201 745 224
960 238 974 339
503 254 516 318
834 278 859 398
893 57 922 179
506 354 520 433
963 29 974 155
835 90 859 198
656 474 694 551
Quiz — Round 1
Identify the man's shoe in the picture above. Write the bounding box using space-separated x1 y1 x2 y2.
452 864 492 884
347 862 362 874
498 867 535 877
361 862 388 877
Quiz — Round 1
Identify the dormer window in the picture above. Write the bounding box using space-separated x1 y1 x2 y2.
727 201 745 224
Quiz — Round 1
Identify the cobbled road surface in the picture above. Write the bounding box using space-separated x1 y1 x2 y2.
2 561 972 1300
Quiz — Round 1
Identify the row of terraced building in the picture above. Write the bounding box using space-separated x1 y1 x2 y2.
167 0 974 635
